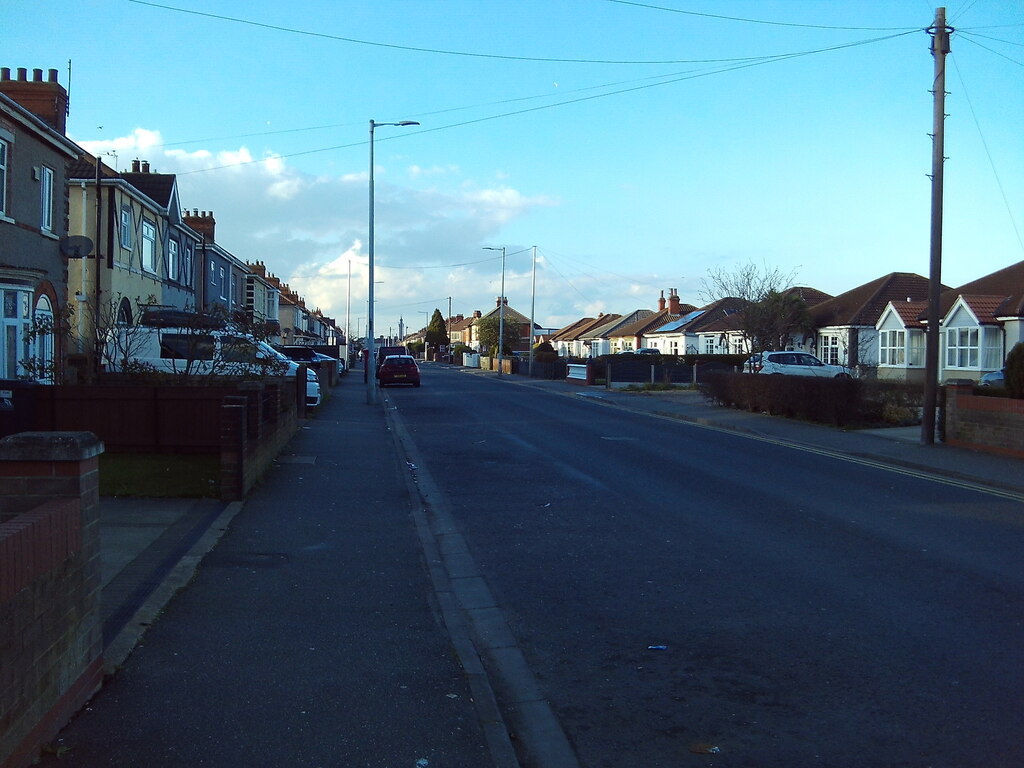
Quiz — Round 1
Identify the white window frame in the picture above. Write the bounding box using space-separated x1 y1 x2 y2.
209 260 217 286
39 165 54 232
703 336 715 354
982 327 1002 370
879 329 905 366
183 244 194 287
141 219 157 273
0 137 9 217
946 327 980 369
120 206 133 250
819 333 841 365
219 267 227 299
167 239 179 282
1 286 32 379
33 294 54 383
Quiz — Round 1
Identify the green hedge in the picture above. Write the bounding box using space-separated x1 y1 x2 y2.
700 373 925 428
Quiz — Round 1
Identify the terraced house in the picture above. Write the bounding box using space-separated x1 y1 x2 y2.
0 68 81 382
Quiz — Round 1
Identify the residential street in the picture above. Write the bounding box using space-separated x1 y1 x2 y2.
36 363 1024 768
388 365 1024 768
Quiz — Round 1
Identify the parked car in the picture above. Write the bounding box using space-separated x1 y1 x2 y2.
105 326 321 407
377 355 421 387
745 351 851 378
979 368 1005 387
276 346 343 377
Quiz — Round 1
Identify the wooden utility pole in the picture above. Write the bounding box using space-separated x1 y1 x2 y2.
922 7 952 445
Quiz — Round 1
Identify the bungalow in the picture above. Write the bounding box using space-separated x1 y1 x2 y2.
876 261 1023 383
809 273 932 377
549 315 616 358
609 289 696 353
583 310 652 356
646 297 748 355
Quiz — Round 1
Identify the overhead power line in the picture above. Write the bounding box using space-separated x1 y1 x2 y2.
602 0 920 31
129 0 921 65
175 29 918 175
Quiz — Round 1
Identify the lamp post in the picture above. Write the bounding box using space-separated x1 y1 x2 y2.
483 246 506 375
367 119 419 404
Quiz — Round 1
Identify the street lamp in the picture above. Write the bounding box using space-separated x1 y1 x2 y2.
367 119 419 404
483 246 506 376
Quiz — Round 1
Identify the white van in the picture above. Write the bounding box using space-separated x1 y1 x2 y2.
105 326 321 407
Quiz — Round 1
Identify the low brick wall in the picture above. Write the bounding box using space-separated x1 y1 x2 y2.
945 382 1024 458
0 432 104 768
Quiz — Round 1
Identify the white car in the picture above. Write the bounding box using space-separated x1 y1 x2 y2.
745 351 851 378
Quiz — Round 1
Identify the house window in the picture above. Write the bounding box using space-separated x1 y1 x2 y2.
879 330 905 365
39 165 54 232
33 294 54 383
231 273 239 306
167 240 179 282
946 327 979 368
120 206 133 249
703 337 715 354
1 286 31 379
219 267 227 299
141 220 157 273
907 330 924 366
982 327 1002 370
209 260 217 285
819 334 841 365
0 138 9 216
669 340 679 354
182 244 194 287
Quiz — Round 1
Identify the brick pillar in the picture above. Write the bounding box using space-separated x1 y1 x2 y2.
220 404 246 501
944 379 973 445
0 431 104 768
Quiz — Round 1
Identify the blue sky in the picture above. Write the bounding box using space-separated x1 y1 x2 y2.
8 0 1023 338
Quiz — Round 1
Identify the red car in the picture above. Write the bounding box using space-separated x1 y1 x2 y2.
377 355 421 387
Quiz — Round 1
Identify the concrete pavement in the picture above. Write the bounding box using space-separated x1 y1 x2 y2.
43 363 1023 766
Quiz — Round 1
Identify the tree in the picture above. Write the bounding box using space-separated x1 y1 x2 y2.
476 314 519 357
700 261 806 353
424 309 449 350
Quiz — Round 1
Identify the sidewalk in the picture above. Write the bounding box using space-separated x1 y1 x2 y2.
41 371 504 768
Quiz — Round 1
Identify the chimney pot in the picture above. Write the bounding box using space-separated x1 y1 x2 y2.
1 68 10 81
48 69 58 83
17 68 27 81
131 159 141 173
33 68 43 82
141 161 150 173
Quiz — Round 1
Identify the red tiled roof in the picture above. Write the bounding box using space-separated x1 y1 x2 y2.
958 295 1016 325
887 299 928 326
810 272 935 327
940 260 1024 319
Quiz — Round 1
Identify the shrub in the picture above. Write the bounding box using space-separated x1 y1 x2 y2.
533 341 560 362
1006 342 1024 398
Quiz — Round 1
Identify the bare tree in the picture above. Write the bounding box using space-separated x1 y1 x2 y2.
699 261 806 354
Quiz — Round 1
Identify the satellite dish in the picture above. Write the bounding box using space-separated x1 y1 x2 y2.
59 235 94 258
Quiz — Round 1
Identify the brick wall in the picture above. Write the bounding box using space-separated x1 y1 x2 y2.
945 382 1024 458
0 432 104 768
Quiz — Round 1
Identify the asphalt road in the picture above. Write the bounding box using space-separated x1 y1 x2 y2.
387 364 1024 768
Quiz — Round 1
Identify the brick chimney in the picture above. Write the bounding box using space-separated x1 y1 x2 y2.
473 310 482 319
667 288 681 315
0 67 69 134
496 296 508 307
657 290 666 311
183 209 216 243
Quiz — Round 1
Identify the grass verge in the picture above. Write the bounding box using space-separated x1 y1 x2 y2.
99 453 220 498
